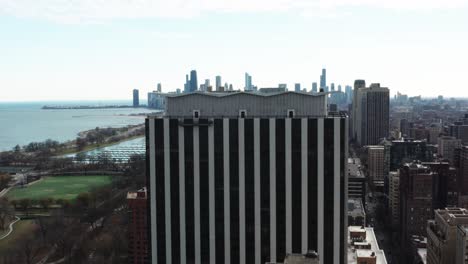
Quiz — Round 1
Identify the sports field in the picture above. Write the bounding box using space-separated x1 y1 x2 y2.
7 176 112 201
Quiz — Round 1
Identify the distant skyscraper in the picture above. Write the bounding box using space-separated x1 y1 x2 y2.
157 83 162 92
278 83 287 89
184 74 190 93
331 83 335 91
295 83 301 92
338 85 342 92
216 76 222 91
345 85 352 103
203 79 210 92
312 82 318 93
245 72 253 91
320 69 326 89
146 91 348 264
133 89 139 107
190 70 198 92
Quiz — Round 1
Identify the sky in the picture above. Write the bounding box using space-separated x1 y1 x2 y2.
1 0 468 101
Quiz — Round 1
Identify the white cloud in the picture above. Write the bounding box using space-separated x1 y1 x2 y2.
0 0 467 23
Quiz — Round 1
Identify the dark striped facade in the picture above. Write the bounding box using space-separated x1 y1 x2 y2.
146 116 348 264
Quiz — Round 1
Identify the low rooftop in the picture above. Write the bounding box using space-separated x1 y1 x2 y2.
435 207 468 226
348 226 387 264
348 198 366 218
127 187 147 199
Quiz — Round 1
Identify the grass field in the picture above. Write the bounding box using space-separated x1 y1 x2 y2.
6 176 112 201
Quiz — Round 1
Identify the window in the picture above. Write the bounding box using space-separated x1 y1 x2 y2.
287 109 295 118
193 110 200 119
239 110 246 118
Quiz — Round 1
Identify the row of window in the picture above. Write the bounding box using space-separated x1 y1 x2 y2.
192 109 297 119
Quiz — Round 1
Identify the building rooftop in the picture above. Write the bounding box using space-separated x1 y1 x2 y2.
348 198 366 218
348 226 387 264
434 207 468 226
283 252 319 264
157 91 332 118
127 187 147 199
417 248 427 264
348 158 364 178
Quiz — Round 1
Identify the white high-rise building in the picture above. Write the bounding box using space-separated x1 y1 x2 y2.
146 91 348 264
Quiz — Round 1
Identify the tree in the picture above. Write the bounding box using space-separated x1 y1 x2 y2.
35 216 51 242
76 192 91 208
0 197 13 230
13 144 21 152
39 197 53 210
17 234 42 264
75 152 88 163
0 173 12 190
18 198 31 216
76 137 87 151
125 154 146 186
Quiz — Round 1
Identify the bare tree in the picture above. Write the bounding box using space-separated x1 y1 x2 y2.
18 198 31 216
0 173 12 190
38 197 54 210
0 197 13 230
16 234 42 264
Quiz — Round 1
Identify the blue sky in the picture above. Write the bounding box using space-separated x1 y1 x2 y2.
1 0 468 101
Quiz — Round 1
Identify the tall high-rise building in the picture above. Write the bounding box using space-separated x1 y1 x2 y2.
399 161 458 263
450 122 468 144
295 83 301 92
455 146 468 208
216 76 222 91
388 139 433 171
367 145 385 189
337 85 342 92
190 70 198 92
351 80 366 141
128 188 148 264
427 208 468 264
438 136 462 165
245 72 253 91
330 83 335 92
133 89 139 107
399 162 435 263
320 69 326 89
312 83 318 93
345 85 352 104
184 74 190 93
157 83 162 93
351 81 389 146
146 91 348 264
389 171 400 227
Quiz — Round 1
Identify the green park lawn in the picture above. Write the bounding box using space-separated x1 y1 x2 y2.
6 176 112 201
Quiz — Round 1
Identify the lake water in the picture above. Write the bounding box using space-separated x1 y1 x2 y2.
0 101 156 151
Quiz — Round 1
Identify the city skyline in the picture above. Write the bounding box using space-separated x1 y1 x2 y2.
1 2 468 101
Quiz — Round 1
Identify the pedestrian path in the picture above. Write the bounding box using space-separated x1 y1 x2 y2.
0 216 20 240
